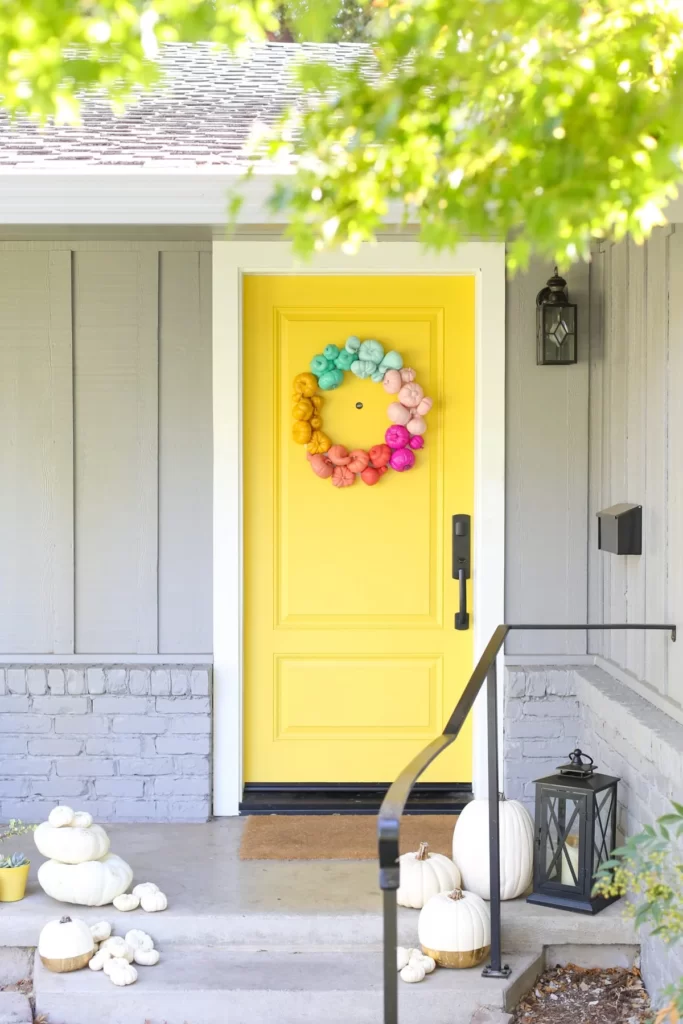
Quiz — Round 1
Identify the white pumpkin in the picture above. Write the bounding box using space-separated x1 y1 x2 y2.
113 893 140 912
38 852 133 907
107 961 138 987
400 962 425 983
134 948 160 966
72 811 93 829
418 888 491 968
452 797 534 900
88 949 112 971
397 842 461 909
132 882 159 897
34 822 110 865
410 951 436 975
141 890 167 913
125 929 154 953
397 947 412 971
100 937 134 962
90 921 112 943
48 806 75 828
38 915 95 973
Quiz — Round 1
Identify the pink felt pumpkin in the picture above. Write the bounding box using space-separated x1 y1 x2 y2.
331 465 354 487
385 424 410 450
327 444 351 466
369 444 392 469
387 401 411 426
389 448 416 472
382 369 403 395
407 414 427 436
347 449 370 473
416 396 433 416
400 368 417 383
361 466 380 486
309 453 334 478
409 435 425 450
398 382 424 409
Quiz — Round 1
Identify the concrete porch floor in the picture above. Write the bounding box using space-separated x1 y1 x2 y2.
1 820 638 1024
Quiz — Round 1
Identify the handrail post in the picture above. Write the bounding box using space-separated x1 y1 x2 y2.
383 888 398 1024
481 658 511 979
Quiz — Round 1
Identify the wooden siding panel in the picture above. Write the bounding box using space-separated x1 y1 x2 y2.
74 251 159 654
607 241 629 667
667 228 683 703
158 251 213 654
587 247 605 656
0 252 74 653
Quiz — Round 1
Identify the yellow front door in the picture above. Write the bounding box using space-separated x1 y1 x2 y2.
243 275 475 784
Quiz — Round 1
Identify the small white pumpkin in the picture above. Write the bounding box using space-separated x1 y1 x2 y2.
418 888 491 969
132 882 159 897
107 961 138 987
48 806 75 829
134 948 160 967
38 915 95 973
397 842 461 910
414 952 436 974
88 949 112 971
90 921 112 943
125 929 154 953
38 852 133 907
100 937 134 962
141 890 167 913
400 962 426 984
72 811 93 829
113 893 140 912
452 797 534 901
396 947 412 971
34 822 111 865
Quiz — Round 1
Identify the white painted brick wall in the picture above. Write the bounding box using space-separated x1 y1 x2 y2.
504 662 683 1004
0 664 212 823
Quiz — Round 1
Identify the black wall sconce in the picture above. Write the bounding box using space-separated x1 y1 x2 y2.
536 268 578 365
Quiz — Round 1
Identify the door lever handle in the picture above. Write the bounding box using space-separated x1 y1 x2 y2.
452 514 471 631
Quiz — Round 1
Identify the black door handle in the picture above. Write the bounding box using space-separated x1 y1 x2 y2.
452 514 470 631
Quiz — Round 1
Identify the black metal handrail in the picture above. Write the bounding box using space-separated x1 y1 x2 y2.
378 622 676 1024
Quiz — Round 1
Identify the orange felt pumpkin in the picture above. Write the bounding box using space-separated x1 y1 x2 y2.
310 454 334 479
307 431 332 455
327 444 351 466
347 449 370 473
292 398 314 421
369 443 392 469
293 372 318 398
292 421 312 445
361 466 380 486
331 465 355 487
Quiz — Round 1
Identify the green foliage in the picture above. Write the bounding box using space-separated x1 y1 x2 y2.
261 0 683 267
0 852 29 869
0 819 36 844
593 801 683 1019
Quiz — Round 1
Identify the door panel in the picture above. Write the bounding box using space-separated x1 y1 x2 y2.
243 275 474 783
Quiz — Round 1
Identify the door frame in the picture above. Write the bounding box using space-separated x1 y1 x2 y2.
212 240 506 815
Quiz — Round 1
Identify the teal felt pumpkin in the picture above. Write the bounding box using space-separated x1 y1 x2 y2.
318 368 344 390
359 339 384 364
345 335 361 354
323 344 340 361
310 355 331 376
335 350 355 371
351 359 376 379
379 350 404 372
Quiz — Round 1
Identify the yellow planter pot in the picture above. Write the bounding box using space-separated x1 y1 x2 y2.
0 863 30 902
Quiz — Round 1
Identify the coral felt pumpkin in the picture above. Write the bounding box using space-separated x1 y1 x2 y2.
38 852 133 907
451 797 534 901
397 842 462 910
39 915 95 973
327 444 351 466
347 449 370 473
368 443 391 469
309 454 334 479
331 465 354 488
34 821 110 865
418 889 491 968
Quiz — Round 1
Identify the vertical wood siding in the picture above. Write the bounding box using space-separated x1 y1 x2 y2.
589 226 681 705
0 243 212 656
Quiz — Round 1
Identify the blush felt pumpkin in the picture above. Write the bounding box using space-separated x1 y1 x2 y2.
387 402 411 427
39 915 95 973
38 852 134 907
398 382 425 408
418 889 491 968
34 821 110 865
397 842 462 910
451 797 534 901
382 369 403 394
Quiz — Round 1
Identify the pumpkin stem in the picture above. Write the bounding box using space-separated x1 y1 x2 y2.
59 916 72 924
448 889 465 901
416 842 430 861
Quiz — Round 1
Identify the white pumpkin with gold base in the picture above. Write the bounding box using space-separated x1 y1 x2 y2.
397 842 461 910
452 796 534 901
38 915 95 973
418 888 491 968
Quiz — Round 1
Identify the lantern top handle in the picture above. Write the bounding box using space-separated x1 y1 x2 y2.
557 748 595 777
536 268 569 307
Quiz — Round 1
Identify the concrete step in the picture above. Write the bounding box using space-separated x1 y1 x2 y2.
34 948 543 1024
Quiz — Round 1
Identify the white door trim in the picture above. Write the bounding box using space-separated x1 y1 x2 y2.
212 240 506 815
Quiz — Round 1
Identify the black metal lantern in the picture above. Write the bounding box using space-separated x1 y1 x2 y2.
536 268 577 365
527 749 620 914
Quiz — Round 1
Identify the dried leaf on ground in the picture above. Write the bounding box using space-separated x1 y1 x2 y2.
513 965 651 1024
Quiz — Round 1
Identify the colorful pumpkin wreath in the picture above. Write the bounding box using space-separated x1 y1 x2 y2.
292 335 432 487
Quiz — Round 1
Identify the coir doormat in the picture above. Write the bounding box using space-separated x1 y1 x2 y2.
239 814 456 860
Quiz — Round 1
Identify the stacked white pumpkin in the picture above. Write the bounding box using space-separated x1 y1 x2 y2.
35 807 133 907
395 796 534 981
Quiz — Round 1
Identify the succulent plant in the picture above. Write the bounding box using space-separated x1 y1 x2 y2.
0 852 29 869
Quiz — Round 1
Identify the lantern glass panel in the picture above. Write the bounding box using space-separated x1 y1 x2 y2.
538 303 577 364
593 787 616 875
539 790 586 890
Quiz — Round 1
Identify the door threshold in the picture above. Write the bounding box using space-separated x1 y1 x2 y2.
240 783 472 815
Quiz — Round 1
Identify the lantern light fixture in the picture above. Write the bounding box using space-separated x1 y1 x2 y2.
536 268 578 365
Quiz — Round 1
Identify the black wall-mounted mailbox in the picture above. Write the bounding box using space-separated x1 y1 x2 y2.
597 503 642 555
